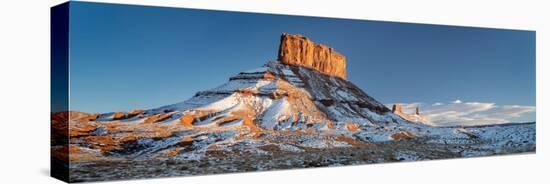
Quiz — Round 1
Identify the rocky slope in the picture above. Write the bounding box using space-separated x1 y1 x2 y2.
52 33 535 182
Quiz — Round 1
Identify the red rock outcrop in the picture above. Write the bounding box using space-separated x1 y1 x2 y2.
390 131 415 140
127 109 145 118
112 112 125 120
180 114 195 127
143 113 173 124
278 33 347 79
346 122 360 132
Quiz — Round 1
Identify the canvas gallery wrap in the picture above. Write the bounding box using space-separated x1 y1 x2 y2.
51 1 536 183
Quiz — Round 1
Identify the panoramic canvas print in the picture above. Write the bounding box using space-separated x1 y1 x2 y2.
51 1 536 183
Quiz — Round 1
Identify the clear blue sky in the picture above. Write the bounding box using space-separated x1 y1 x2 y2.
68 2 535 117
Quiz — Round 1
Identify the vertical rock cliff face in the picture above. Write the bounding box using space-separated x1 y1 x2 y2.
278 33 347 79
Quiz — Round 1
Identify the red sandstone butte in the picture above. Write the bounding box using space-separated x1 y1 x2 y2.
278 33 347 79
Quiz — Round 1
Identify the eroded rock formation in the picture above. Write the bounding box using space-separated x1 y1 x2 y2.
392 104 428 123
278 33 347 79
392 104 403 114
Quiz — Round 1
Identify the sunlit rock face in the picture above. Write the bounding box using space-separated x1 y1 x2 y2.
278 33 347 80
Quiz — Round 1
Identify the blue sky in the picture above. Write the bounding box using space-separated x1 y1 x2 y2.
67 2 535 124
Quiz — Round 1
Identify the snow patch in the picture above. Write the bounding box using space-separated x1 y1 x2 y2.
261 98 291 129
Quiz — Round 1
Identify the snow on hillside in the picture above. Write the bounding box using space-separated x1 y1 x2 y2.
261 97 291 129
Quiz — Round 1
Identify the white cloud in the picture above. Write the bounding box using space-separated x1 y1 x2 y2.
432 102 443 106
386 100 535 126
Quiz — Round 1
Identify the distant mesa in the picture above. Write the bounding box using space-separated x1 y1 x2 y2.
278 33 347 79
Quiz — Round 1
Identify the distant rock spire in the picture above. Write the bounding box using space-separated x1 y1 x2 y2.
415 106 420 115
392 104 403 114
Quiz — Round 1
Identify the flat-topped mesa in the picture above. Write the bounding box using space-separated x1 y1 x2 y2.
277 33 347 80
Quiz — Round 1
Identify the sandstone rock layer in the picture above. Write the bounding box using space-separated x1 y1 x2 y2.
278 33 347 79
